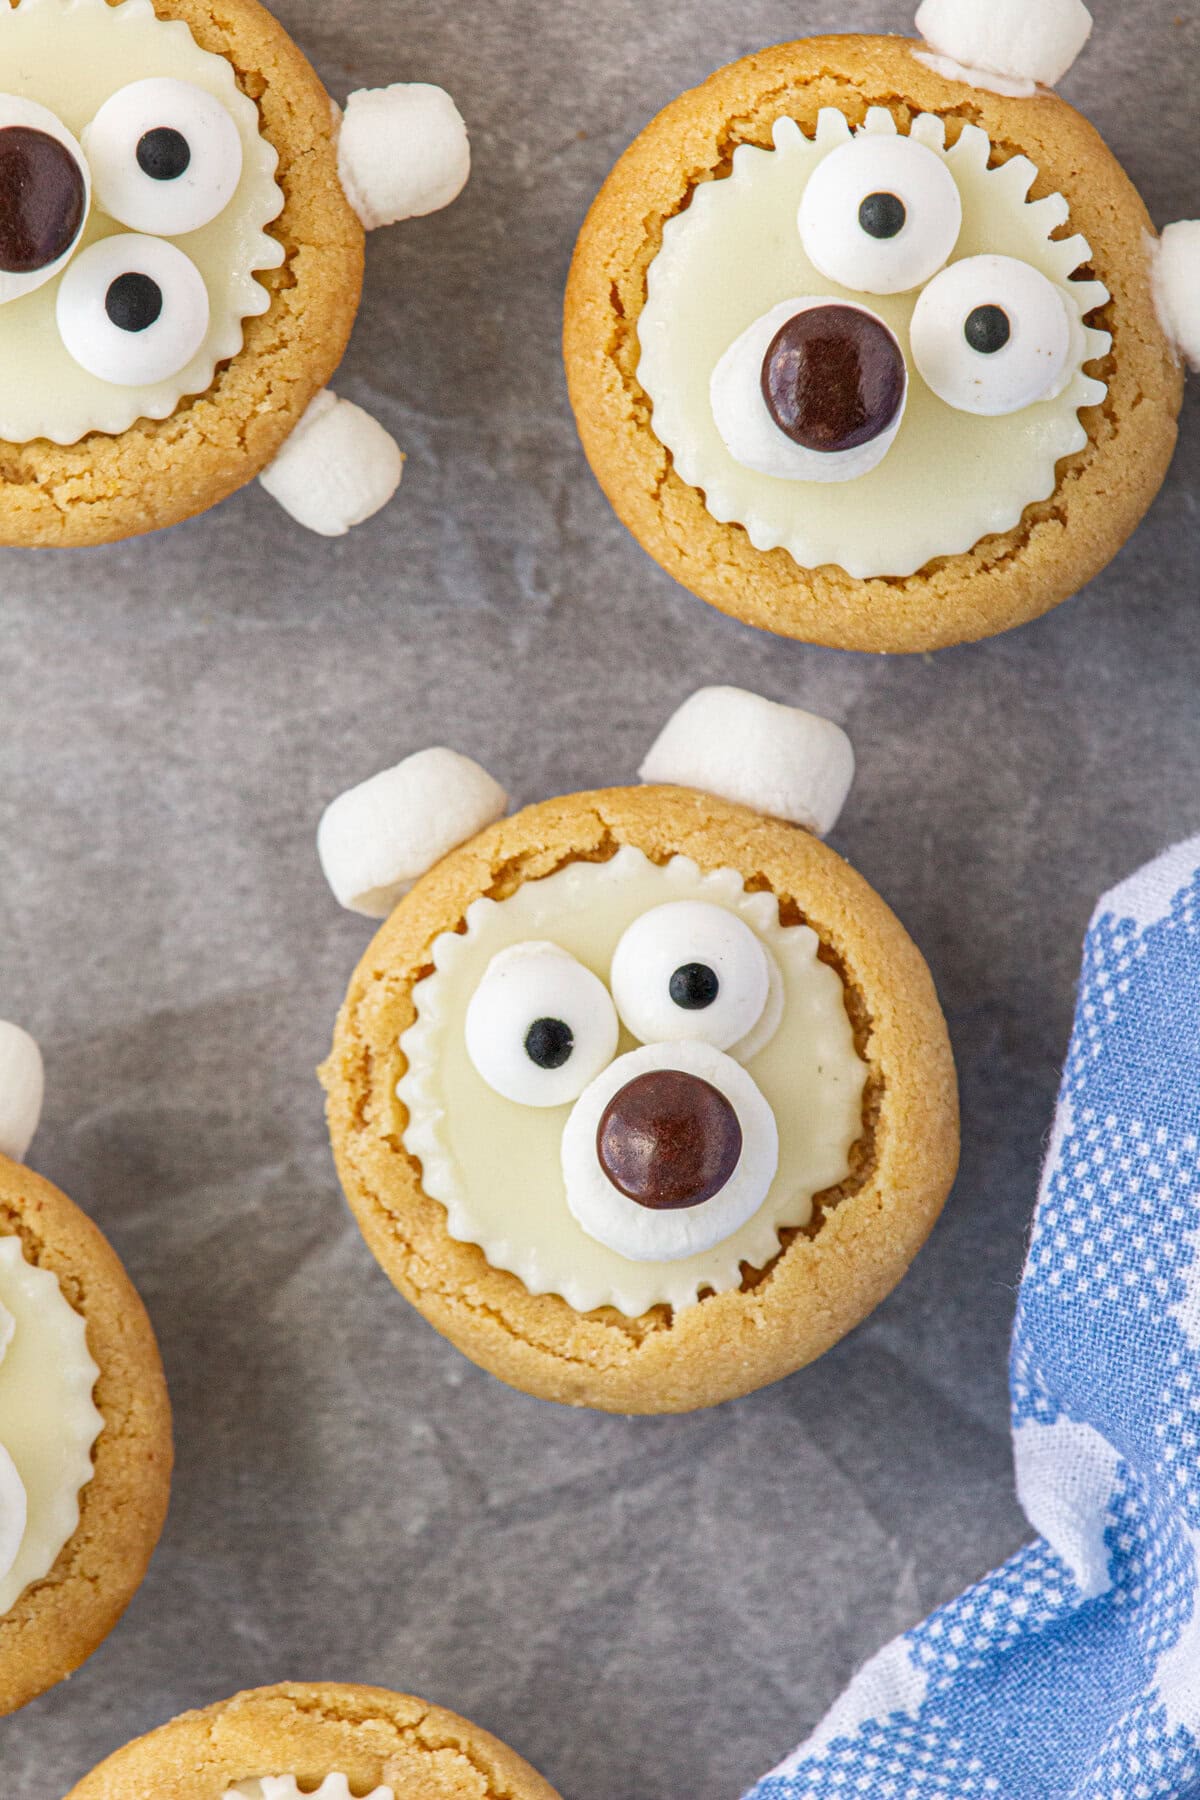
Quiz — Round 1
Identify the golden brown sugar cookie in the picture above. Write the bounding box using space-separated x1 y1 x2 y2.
0 1022 172 1715
64 1681 562 1800
318 689 959 1414
0 0 471 547
564 14 1196 653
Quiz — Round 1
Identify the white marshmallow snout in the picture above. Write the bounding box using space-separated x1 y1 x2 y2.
0 1023 45 1163
915 0 1093 90
318 746 508 917
640 687 855 838
561 1040 779 1263
337 83 470 230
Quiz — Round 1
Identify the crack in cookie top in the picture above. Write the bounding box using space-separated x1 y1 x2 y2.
0 0 284 445
398 847 867 1317
637 107 1110 581
0 1232 102 1618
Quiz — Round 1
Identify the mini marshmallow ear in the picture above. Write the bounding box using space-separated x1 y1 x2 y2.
258 391 404 537
1154 223 1200 373
0 1023 45 1163
915 0 1092 90
337 84 470 230
639 687 855 837
319 746 509 917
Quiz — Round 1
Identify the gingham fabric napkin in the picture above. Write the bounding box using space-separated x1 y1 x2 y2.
747 836 1200 1800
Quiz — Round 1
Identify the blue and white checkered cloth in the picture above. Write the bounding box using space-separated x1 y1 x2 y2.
747 836 1200 1800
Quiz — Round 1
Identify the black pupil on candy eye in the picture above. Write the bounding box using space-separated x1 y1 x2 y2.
858 191 906 240
105 272 164 334
669 963 720 1011
525 1017 574 1070
137 127 192 182
965 305 1012 355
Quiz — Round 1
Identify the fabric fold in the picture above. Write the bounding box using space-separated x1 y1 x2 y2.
747 835 1200 1800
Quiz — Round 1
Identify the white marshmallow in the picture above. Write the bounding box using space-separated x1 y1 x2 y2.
0 1023 44 1163
258 390 404 537
640 688 855 838
0 97 91 307
0 1443 27 1585
915 0 1093 89
318 746 508 917
561 1041 779 1263
912 52 1037 99
1154 222 1200 373
337 83 470 230
711 298 907 483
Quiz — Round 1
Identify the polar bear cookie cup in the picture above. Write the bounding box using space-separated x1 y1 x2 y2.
0 1021 171 1714
0 0 470 546
564 2 1197 653
319 690 959 1414
63 1681 563 1800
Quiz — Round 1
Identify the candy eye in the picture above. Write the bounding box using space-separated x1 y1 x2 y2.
712 298 908 484
56 234 210 385
561 1041 779 1262
83 79 243 236
0 96 90 305
799 133 962 295
465 942 619 1108
610 902 781 1058
910 255 1075 416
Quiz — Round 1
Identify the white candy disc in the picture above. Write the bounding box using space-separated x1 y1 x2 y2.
798 131 962 295
465 943 619 1108
911 254 1074 416
1155 222 1200 373
0 1442 27 1585
711 298 907 482
338 83 470 229
259 390 404 537
318 745 508 917
610 902 774 1057
0 95 90 305
916 0 1093 89
0 1023 44 1163
640 688 855 838
83 78 243 237
562 1041 779 1263
56 233 209 386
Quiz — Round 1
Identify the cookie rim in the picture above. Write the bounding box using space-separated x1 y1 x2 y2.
563 34 1184 653
322 785 960 1414
63 1679 562 1800
0 1154 172 1715
0 0 365 548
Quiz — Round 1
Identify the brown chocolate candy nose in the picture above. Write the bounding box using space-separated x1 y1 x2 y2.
0 126 87 276
761 303 906 454
597 1069 743 1211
